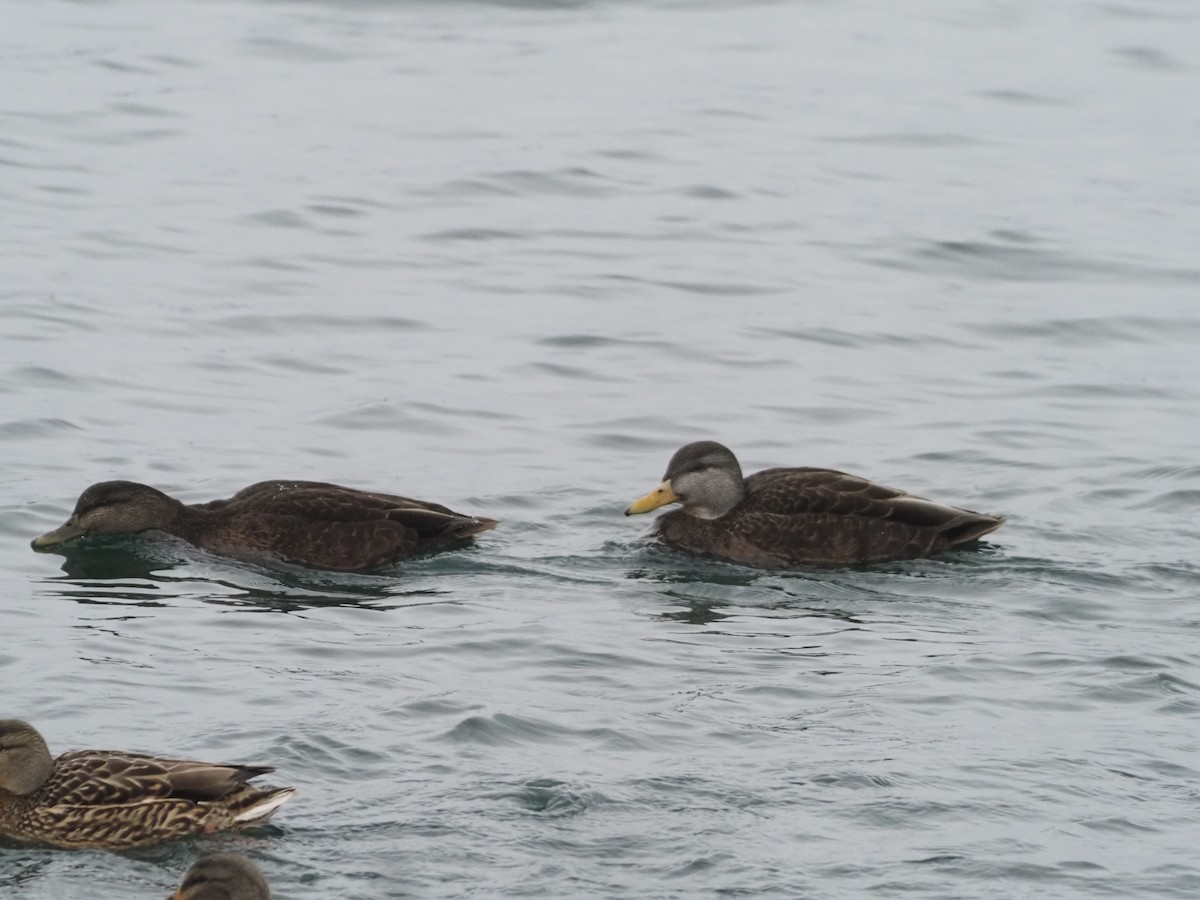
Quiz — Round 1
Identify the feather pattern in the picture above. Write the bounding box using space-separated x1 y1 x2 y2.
0 720 294 851
32 478 498 571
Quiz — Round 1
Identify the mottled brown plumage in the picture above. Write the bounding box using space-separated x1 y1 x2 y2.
31 478 498 571
171 853 272 900
625 441 1004 567
0 720 294 851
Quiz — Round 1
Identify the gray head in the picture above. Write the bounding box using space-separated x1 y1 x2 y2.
625 441 746 520
0 719 55 795
171 853 272 900
31 481 180 550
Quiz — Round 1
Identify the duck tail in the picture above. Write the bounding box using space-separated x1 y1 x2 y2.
455 516 499 538
234 787 296 826
942 513 1005 546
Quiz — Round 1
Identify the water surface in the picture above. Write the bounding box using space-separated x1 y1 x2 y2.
3 0 1200 897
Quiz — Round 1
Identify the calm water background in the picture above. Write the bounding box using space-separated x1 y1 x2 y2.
3 0 1200 897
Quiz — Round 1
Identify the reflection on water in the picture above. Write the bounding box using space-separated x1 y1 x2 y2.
40 537 187 580
200 588 450 615
654 596 732 626
36 536 448 611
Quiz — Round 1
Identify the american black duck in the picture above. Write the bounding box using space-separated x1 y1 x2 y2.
624 440 1004 567
0 719 294 851
171 853 272 900
31 479 498 571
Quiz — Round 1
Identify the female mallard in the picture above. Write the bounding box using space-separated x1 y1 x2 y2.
172 853 271 900
31 479 498 571
0 719 294 851
625 441 1004 567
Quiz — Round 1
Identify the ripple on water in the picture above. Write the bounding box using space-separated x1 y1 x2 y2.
0 417 83 440
203 313 429 335
243 209 312 230
888 235 1200 284
498 778 607 818
603 273 787 298
441 713 648 752
1111 45 1184 71
419 167 622 202
758 325 981 351
1 298 115 340
977 88 1069 106
1129 489 1200 512
2 365 84 388
420 227 529 242
963 314 1200 345
316 402 464 435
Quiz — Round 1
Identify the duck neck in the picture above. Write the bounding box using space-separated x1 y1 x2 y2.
165 502 220 542
681 471 745 520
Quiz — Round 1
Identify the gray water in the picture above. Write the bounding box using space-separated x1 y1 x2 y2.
3 0 1200 897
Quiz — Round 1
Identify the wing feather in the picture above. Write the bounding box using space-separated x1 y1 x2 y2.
658 467 1002 566
187 482 496 570
47 751 272 807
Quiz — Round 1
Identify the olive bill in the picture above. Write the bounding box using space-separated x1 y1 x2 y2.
624 479 679 516
30 521 85 550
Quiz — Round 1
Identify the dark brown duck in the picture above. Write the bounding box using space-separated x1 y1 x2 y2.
0 719 293 851
625 441 1004 567
171 852 272 900
32 479 498 571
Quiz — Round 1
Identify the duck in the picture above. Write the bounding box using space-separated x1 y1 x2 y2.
31 479 498 571
171 853 272 900
0 719 294 851
624 440 1004 567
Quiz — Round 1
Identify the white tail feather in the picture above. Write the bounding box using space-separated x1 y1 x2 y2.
235 788 296 824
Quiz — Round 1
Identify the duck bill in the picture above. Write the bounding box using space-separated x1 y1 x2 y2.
624 480 679 516
31 521 86 550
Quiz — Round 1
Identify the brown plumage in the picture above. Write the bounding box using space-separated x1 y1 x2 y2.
0 719 294 851
171 853 272 900
625 441 1004 567
31 479 498 571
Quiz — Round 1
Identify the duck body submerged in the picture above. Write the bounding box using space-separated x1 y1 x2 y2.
32 479 498 571
627 442 1003 567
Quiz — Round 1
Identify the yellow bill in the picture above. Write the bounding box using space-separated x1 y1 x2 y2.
624 479 679 516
